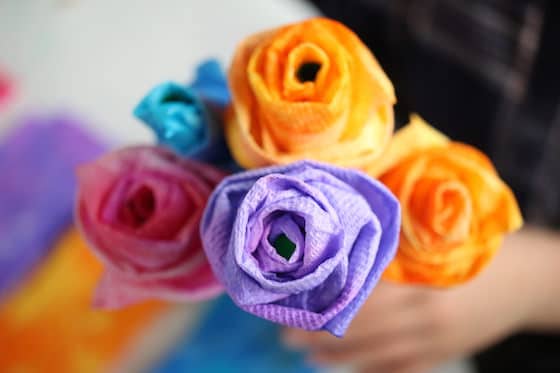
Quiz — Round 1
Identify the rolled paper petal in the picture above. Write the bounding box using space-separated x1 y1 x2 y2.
134 59 231 163
76 146 226 308
375 115 523 286
134 82 210 157
201 160 401 337
366 114 449 177
226 17 396 169
0 115 105 298
94 258 223 309
189 59 231 107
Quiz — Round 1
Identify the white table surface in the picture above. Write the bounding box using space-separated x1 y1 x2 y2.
0 0 317 141
0 1 474 372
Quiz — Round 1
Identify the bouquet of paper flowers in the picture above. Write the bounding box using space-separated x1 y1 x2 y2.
76 18 523 337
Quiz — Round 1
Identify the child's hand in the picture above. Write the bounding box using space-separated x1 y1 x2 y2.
282 232 552 373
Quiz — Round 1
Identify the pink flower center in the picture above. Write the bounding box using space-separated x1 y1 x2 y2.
119 185 156 228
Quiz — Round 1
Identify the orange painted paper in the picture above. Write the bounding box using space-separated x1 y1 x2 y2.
226 17 395 169
0 229 166 373
376 115 523 286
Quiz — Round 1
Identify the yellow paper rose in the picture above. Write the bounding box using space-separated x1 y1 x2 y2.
372 115 523 286
226 17 395 168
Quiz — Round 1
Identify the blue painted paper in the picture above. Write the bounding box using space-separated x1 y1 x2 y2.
151 296 316 373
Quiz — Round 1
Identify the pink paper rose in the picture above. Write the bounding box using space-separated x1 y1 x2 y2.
76 146 225 308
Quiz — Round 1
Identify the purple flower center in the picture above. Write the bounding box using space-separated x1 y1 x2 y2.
250 211 307 275
270 233 296 260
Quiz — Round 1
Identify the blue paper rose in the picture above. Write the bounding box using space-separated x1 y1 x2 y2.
134 59 231 162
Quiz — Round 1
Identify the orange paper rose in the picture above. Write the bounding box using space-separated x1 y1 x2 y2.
374 115 523 286
226 17 395 169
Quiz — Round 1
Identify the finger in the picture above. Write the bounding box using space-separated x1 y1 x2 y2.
362 281 429 309
282 329 338 349
359 358 434 373
283 286 433 350
309 334 428 367
343 296 435 343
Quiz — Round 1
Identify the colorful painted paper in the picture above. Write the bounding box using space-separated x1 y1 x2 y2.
0 229 166 373
151 296 315 373
0 115 105 298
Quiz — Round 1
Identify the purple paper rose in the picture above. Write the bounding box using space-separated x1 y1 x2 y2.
200 161 401 337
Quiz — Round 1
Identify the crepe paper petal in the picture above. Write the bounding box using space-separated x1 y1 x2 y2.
0 114 106 298
134 60 231 163
376 115 523 286
76 146 226 308
201 160 400 337
226 17 395 169
367 114 449 177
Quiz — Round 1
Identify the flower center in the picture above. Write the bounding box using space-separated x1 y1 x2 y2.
270 233 296 260
121 185 156 228
409 177 472 247
430 185 472 240
161 92 195 105
296 62 321 83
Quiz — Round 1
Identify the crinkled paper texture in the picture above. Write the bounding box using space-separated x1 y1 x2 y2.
76 146 225 308
201 160 400 336
226 17 396 169
377 115 523 286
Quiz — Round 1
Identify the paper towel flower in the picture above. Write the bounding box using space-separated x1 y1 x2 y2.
376 115 523 286
226 17 395 169
134 59 230 162
200 161 400 337
76 146 225 308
